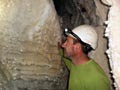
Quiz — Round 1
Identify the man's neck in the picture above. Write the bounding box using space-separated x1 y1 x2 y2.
71 54 90 66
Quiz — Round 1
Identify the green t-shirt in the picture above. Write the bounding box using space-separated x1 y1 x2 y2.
60 49 110 90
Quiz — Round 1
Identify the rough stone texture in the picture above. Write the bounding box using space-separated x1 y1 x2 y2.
54 0 98 30
102 0 120 89
0 0 67 90
72 0 98 26
90 1 115 89
1 0 120 89
94 0 109 25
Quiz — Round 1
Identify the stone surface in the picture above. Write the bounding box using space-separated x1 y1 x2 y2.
0 0 67 89
1 0 120 89
101 0 113 6
102 0 120 89
94 0 109 25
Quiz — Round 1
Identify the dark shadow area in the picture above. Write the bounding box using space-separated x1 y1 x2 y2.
53 0 99 30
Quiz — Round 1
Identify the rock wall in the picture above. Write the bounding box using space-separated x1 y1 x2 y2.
0 0 67 90
91 0 111 81
101 0 120 89
1 0 120 89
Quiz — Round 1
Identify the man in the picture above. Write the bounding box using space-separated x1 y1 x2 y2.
59 25 110 90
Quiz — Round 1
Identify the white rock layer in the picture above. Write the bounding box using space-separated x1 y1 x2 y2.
0 0 61 81
102 0 120 89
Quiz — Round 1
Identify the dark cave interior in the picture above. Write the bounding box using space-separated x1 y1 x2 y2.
53 0 99 30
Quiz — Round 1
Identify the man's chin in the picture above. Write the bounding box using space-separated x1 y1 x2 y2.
64 51 71 57
64 53 70 58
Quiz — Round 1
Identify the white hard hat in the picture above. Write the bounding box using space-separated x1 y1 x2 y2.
65 25 98 49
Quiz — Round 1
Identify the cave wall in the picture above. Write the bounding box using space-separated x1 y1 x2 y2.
0 0 67 90
55 0 98 30
0 0 119 90
102 0 120 89
91 0 111 81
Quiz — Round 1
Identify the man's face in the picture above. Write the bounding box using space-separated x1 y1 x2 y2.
62 36 74 57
